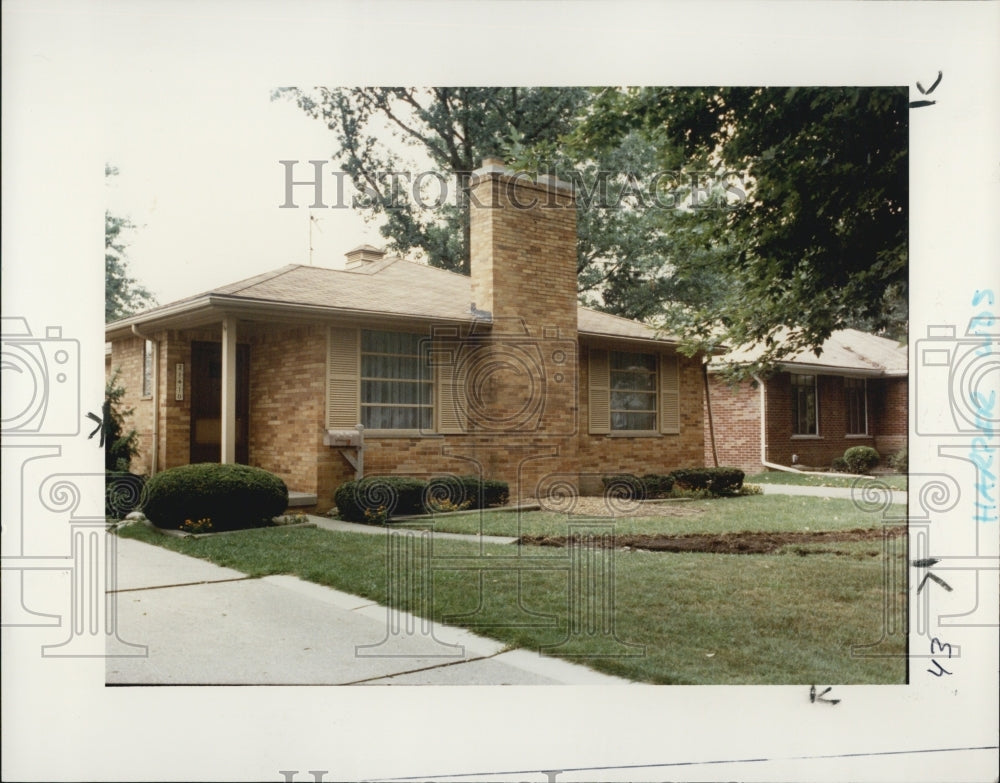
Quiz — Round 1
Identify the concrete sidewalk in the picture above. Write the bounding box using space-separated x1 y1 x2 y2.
106 536 632 686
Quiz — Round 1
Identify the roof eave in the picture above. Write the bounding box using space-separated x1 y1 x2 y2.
105 294 482 340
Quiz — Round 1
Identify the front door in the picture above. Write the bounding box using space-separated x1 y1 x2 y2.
190 341 250 464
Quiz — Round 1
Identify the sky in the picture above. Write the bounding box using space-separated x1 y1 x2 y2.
104 84 388 304
3 2 999 782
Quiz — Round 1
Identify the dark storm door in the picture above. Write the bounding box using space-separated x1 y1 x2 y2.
190 341 250 464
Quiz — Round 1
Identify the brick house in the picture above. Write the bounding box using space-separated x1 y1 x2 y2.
106 160 706 511
704 330 908 474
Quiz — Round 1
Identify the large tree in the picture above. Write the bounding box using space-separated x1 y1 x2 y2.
106 165 155 322
574 86 909 368
276 87 590 275
276 86 714 321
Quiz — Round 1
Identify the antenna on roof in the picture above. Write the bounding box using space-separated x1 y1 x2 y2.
309 214 323 266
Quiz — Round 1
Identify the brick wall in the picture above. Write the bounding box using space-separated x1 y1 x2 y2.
871 376 908 457
107 336 154 475
247 323 328 498
703 374 763 473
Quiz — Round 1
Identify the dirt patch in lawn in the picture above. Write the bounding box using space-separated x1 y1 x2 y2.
516 526 904 555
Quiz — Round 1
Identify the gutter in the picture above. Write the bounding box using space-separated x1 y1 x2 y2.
131 324 159 476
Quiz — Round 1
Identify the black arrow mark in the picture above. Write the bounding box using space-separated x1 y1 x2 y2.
86 411 105 446
810 684 840 705
917 71 943 95
917 572 953 594
912 557 941 568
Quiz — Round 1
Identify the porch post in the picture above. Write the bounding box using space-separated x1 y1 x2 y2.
220 315 237 464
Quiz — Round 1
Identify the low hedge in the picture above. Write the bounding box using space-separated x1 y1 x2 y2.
334 474 510 523
669 467 745 496
601 473 674 500
143 463 288 532
602 468 744 498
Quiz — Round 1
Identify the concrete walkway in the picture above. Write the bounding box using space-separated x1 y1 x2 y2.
758 482 907 505
106 535 632 686
308 514 518 544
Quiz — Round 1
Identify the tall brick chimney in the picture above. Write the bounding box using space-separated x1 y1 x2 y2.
463 158 580 497
469 158 578 335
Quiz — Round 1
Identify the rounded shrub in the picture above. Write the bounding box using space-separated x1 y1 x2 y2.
143 463 288 532
831 456 849 472
843 446 880 475
888 446 908 473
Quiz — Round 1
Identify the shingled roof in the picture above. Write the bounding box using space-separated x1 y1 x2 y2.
715 328 908 377
105 257 679 345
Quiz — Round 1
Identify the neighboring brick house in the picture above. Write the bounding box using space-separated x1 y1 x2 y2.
106 160 706 511
704 330 908 474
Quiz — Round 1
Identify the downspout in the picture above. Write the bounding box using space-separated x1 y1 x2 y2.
703 360 719 467
755 373 802 474
754 373 861 479
131 325 159 475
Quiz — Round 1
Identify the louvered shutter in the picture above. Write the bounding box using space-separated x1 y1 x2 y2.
659 353 680 434
326 327 359 428
435 354 467 434
588 348 611 434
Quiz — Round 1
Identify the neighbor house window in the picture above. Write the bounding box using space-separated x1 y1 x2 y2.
845 377 867 435
791 373 818 435
610 351 657 431
360 330 432 430
142 340 153 397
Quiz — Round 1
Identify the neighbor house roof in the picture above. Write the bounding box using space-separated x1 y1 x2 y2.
714 328 908 377
105 258 681 346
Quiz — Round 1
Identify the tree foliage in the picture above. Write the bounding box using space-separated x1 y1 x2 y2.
574 87 909 368
106 165 155 322
103 368 140 473
275 87 590 275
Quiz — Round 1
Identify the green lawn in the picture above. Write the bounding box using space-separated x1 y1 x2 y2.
117 495 907 685
747 471 908 491
403 494 904 537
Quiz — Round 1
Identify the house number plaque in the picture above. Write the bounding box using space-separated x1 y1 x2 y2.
175 363 184 400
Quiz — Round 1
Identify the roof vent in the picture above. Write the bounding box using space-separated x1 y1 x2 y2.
344 244 386 269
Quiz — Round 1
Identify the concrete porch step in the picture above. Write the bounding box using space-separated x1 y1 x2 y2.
287 491 318 507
